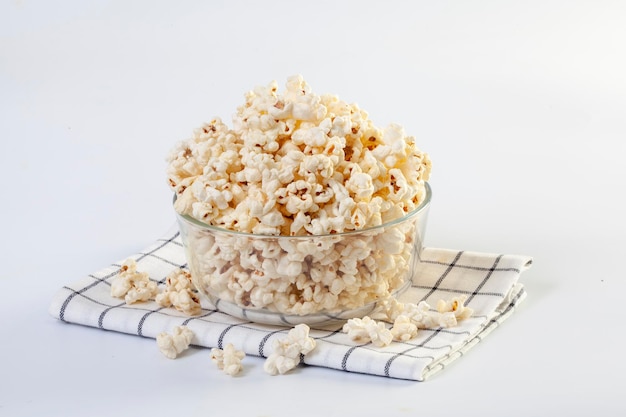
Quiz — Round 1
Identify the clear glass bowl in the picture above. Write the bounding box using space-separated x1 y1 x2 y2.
175 183 431 326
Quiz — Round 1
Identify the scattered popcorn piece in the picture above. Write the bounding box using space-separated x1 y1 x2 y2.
168 289 202 316
398 300 456 329
156 326 194 359
111 258 158 304
264 324 316 375
110 258 144 297
283 323 317 355
125 279 159 304
342 316 393 347
403 301 440 329
390 315 418 341
210 343 245 376
438 311 458 328
155 269 202 316
264 354 299 376
371 297 406 321
437 295 474 321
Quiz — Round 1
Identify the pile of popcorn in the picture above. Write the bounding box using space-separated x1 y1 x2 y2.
168 75 431 235
167 75 432 317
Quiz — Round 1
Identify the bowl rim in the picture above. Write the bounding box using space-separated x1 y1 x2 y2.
174 181 431 239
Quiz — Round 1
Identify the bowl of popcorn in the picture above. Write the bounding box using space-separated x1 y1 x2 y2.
167 75 432 326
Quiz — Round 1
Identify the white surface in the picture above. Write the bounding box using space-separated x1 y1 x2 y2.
1 1 624 416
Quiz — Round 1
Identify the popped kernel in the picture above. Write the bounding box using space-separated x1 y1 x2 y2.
110 258 158 305
155 269 202 316
342 316 393 347
437 294 474 321
390 315 418 342
264 324 316 375
210 343 245 376
156 326 194 359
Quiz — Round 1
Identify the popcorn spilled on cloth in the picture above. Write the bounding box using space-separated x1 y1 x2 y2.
155 269 202 316
343 295 475 347
49 229 532 381
110 258 158 304
263 324 317 375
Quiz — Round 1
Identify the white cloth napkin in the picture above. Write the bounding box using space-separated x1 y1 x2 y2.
49 228 532 381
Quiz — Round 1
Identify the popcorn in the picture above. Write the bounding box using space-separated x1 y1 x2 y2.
110 258 158 305
210 343 246 376
155 269 202 316
125 279 159 304
168 75 430 235
390 315 418 342
344 296 473 346
169 75 432 317
437 295 474 321
342 316 393 347
371 297 406 321
156 326 194 359
264 324 316 375
373 295 474 334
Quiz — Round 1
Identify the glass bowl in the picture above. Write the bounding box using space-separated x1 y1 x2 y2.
175 182 431 327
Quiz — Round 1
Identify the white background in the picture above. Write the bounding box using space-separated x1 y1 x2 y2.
1 0 625 416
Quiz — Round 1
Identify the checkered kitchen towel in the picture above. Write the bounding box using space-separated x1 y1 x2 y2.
49 228 532 381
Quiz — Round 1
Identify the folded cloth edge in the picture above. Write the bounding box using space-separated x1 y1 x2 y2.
420 282 527 380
